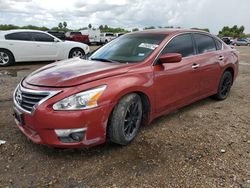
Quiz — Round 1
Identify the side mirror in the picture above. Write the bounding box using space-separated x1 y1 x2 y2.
159 53 182 64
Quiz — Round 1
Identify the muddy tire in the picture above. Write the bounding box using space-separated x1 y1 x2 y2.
108 93 143 145
213 71 233 100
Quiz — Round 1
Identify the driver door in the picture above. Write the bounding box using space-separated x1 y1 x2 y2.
30 32 59 61
153 34 201 113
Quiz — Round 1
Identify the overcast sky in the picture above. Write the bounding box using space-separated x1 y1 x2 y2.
0 0 249 34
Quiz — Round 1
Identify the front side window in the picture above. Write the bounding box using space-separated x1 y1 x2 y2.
161 34 195 57
5 32 31 41
31 32 54 42
90 34 166 63
193 34 216 54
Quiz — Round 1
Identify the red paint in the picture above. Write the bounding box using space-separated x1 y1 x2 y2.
14 29 239 148
66 34 89 44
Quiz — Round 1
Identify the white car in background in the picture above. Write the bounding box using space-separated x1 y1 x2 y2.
0 29 90 66
100 32 116 44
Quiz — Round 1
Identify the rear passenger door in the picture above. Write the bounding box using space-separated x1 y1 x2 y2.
192 33 222 95
4 32 36 61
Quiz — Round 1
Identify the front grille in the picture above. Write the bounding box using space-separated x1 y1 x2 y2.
14 85 60 114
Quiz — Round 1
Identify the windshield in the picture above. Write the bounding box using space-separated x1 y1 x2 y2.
90 33 166 63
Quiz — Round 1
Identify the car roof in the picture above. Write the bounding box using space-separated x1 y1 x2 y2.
130 28 210 36
0 29 47 35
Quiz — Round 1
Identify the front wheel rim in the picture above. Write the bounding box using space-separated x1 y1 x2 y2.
123 101 141 140
0 52 10 65
220 76 232 97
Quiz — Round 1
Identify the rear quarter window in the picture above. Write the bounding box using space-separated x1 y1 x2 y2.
193 34 216 54
5 32 31 41
215 39 222 50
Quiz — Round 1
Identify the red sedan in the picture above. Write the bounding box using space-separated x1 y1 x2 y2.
13 29 239 148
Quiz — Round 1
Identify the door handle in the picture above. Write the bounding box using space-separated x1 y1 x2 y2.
192 63 200 69
218 56 224 61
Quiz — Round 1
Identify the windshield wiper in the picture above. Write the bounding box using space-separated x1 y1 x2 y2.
90 58 119 63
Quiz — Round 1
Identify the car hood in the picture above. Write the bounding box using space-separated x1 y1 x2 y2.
25 58 131 87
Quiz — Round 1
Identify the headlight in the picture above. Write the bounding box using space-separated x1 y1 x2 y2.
53 85 106 110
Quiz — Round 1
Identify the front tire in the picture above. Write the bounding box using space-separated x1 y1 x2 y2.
214 71 233 100
0 49 15 66
108 93 143 145
69 48 85 59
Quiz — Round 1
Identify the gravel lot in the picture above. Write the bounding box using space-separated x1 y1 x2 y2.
0 46 249 188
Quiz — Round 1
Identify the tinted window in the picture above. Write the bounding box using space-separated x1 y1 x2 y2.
106 33 114 36
31 32 54 42
162 34 195 57
194 34 216 54
5 32 31 41
215 39 222 50
71 32 81 35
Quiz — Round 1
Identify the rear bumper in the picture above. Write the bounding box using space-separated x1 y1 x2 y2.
14 103 113 148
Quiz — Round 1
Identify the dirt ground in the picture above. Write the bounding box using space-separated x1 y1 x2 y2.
0 46 249 188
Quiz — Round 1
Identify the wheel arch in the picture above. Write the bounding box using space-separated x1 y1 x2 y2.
68 47 85 58
108 89 152 125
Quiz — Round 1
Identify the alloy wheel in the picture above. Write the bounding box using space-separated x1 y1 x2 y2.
72 50 83 58
123 101 141 140
0 52 10 65
220 76 232 97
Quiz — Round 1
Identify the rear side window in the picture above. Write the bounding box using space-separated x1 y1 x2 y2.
193 34 216 54
161 34 195 57
5 32 31 41
31 32 54 42
215 39 222 50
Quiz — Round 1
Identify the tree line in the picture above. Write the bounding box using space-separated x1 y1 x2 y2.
0 23 249 38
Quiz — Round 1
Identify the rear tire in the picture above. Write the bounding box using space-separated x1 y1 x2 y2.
0 49 15 67
213 71 233 100
108 93 143 145
69 48 85 59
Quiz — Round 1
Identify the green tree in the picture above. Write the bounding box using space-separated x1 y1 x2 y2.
63 21 67 28
218 25 245 38
132 28 139 32
143 26 155 30
99 25 104 30
58 22 63 29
